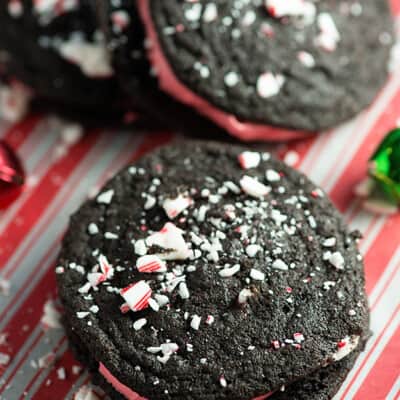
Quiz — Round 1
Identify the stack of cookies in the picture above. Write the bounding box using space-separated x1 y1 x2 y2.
57 141 370 399
0 0 394 140
0 1 392 398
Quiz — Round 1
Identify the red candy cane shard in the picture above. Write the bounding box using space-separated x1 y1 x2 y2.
99 254 114 279
120 281 152 312
136 255 167 273
146 222 190 260
163 194 193 219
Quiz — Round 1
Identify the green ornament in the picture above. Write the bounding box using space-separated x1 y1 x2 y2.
369 128 400 205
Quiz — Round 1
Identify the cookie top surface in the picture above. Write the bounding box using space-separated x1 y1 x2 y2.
56 141 368 400
144 0 392 131
0 0 120 111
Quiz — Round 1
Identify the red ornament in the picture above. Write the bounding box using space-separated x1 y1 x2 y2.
0 140 24 208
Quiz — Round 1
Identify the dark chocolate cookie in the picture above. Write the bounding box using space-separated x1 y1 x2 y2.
0 0 124 117
136 0 393 138
63 315 361 400
56 141 369 400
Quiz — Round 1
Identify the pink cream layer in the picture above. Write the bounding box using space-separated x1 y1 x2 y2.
99 363 273 400
137 0 313 142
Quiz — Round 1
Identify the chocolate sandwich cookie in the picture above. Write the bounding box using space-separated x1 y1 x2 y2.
0 0 124 118
136 0 393 140
56 141 369 399
101 0 229 138
63 316 361 400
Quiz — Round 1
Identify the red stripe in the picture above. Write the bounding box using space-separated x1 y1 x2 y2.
2 114 42 149
0 130 101 275
353 324 400 399
329 85 400 211
390 0 400 16
339 305 400 399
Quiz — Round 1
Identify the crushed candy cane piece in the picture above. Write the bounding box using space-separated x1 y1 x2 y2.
238 288 253 304
146 223 190 260
120 281 152 312
250 269 265 281
332 335 360 361
133 318 147 331
96 189 114 204
240 175 271 198
329 252 345 270
238 152 261 169
190 315 201 330
163 194 193 219
41 300 62 329
136 255 167 273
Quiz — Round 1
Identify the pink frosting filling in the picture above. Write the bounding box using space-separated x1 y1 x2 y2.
137 0 313 142
99 363 147 400
99 362 273 400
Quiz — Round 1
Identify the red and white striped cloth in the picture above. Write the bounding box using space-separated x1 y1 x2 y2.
0 11 399 400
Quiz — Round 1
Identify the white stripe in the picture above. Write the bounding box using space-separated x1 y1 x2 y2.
386 376 400 400
334 266 400 399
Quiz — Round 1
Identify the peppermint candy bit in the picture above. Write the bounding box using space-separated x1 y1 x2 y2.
136 255 167 273
238 288 253 304
238 152 261 170
163 194 193 219
120 281 152 312
146 223 190 260
240 175 271 198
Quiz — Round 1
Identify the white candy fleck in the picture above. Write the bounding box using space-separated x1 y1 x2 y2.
246 244 261 258
266 169 281 182
224 72 239 87
257 72 285 98
133 318 147 331
240 175 271 198
219 264 240 278
250 269 265 281
178 282 190 299
190 315 201 330
272 259 289 271
322 237 337 247
238 288 253 304
329 252 345 270
97 189 114 204
134 239 148 256
88 223 99 235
